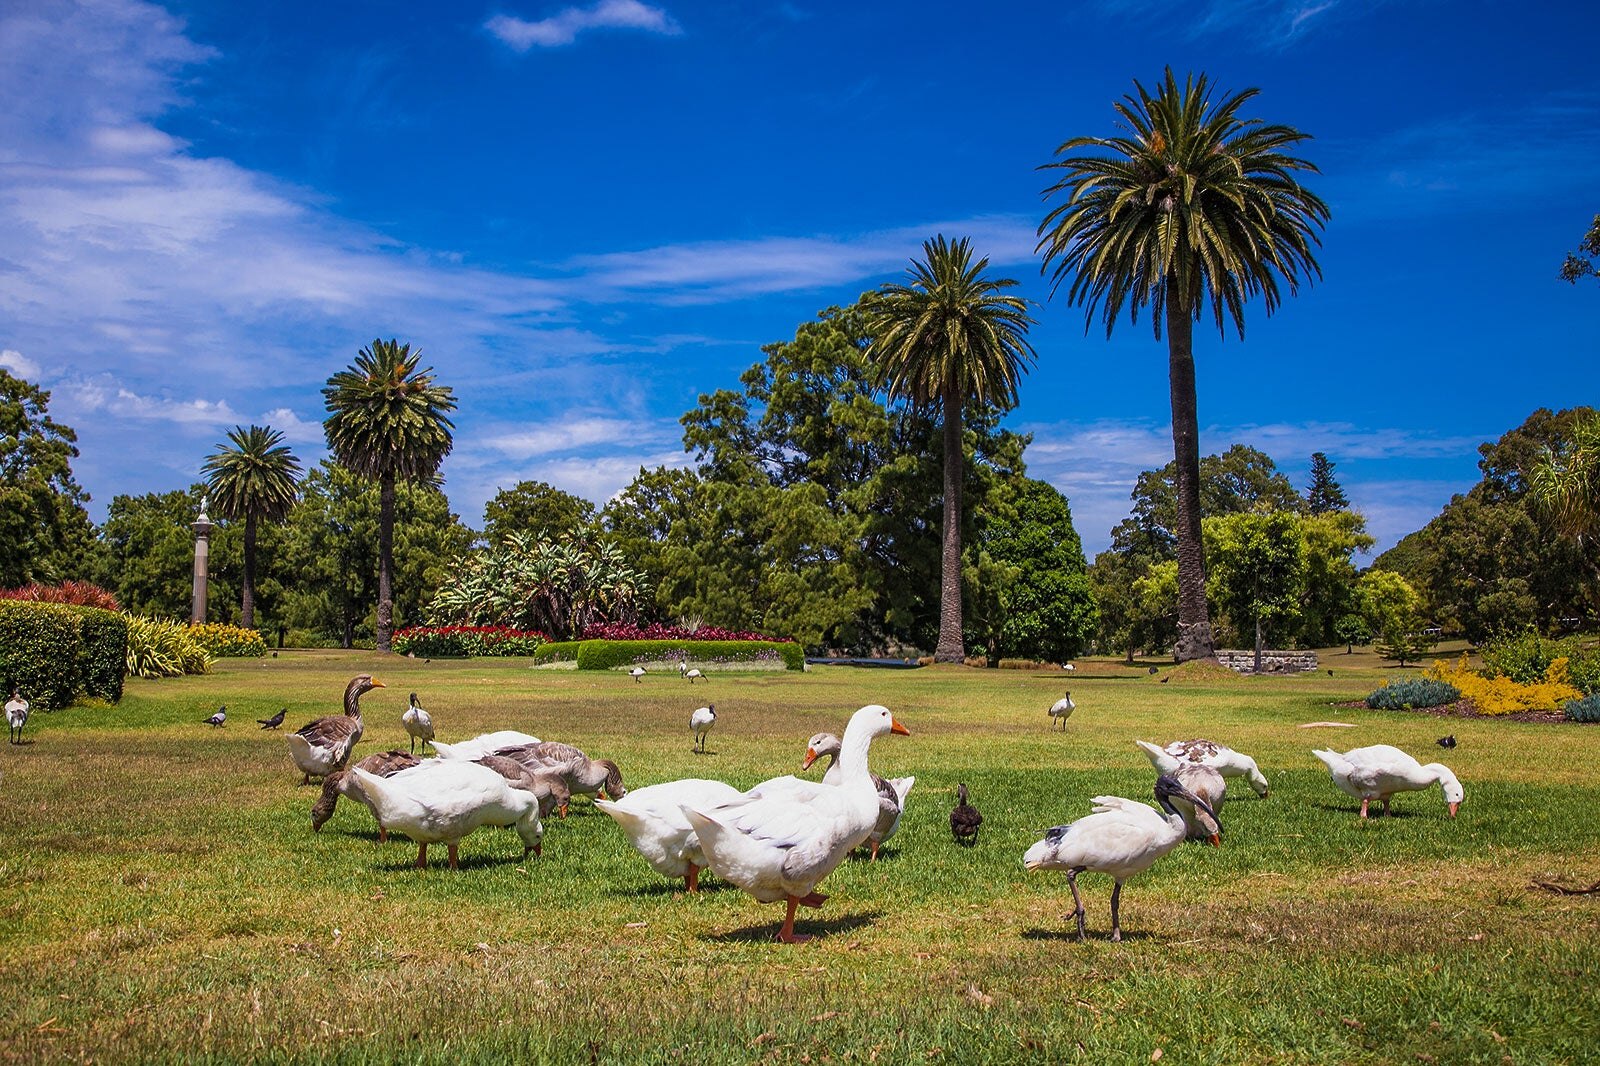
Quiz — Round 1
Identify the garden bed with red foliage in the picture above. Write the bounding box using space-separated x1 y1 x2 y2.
580 622 792 643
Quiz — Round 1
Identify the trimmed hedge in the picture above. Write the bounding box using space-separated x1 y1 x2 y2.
574 639 804 672
75 607 128 703
533 641 581 665
0 600 83 710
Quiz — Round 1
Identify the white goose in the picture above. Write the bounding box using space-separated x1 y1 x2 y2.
1134 740 1224 843
1023 774 1220 941
596 778 746 892
683 704 910 943
350 759 544 869
430 730 542 761
1146 738 1269 797
286 675 383 785
1048 692 1075 731
1312 744 1463 819
800 731 915 860
690 704 717 753
401 692 434 755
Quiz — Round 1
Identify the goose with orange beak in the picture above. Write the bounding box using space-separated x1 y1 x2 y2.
684 705 909 943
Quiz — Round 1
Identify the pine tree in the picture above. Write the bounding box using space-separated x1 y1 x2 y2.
1305 452 1349 514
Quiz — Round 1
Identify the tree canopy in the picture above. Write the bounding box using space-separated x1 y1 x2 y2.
0 369 98 587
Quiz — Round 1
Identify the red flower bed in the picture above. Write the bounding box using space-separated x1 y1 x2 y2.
0 580 121 612
580 621 792 643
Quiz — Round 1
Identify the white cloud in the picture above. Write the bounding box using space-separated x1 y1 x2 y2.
0 349 41 380
485 1 682 51
484 416 665 459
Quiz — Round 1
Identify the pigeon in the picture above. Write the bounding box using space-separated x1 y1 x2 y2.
205 706 227 727
257 707 287 730
630 666 646 682
1437 735 1457 749
1148 666 1159 675
950 783 983 846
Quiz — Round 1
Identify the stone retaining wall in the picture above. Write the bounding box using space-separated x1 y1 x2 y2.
1215 649 1320 674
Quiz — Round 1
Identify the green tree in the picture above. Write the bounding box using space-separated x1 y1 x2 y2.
970 478 1097 665
1560 213 1600 284
483 481 596 547
1202 509 1308 671
1132 560 1180 656
1334 613 1371 654
1039 69 1328 661
1304 452 1349 514
0 369 99 587
1296 510 1375 646
322 339 457 652
201 425 302 629
1530 412 1600 549
1357 569 1434 666
866 235 1037 662
1110 444 1305 562
281 461 470 648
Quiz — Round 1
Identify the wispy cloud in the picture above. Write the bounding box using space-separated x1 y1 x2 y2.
0 349 41 379
1089 0 1352 45
485 1 682 51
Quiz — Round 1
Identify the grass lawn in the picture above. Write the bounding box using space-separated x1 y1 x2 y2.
2 649 1598 1064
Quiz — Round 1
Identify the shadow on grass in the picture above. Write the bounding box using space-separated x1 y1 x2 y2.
703 909 884 943
1308 801 1431 819
613 879 736 899
1021 926 1157 943
373 851 535 873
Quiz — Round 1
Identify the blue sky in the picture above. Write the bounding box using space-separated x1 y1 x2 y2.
2 0 1596 558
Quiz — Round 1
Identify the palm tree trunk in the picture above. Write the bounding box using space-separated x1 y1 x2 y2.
241 514 257 630
1166 296 1215 662
934 388 966 663
377 472 395 652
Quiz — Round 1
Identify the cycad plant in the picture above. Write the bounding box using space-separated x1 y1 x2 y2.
201 424 301 629
866 235 1035 663
323 339 456 652
1037 68 1327 661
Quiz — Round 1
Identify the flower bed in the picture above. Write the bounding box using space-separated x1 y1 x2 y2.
393 625 548 658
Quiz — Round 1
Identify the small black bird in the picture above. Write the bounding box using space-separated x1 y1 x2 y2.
951 783 983 846
1148 665 1159 675
257 707 286 730
1437 735 1457 749
204 706 227 727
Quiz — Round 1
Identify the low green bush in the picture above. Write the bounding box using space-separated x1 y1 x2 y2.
0 600 83 710
533 641 580 664
188 623 267 658
1365 677 1461 710
574 639 804 671
1481 630 1600 694
125 616 212 678
1565 693 1600 723
73 607 127 703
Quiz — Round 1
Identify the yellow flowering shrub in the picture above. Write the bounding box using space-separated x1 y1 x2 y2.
1426 654 1582 714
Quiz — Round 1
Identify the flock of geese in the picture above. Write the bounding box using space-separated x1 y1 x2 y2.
231 672 1471 944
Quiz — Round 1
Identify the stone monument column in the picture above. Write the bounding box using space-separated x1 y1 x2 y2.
191 498 214 625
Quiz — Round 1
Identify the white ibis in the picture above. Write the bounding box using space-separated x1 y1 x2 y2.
690 704 717 753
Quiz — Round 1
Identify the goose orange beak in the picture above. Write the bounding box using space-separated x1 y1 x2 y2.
1208 833 1222 847
370 678 387 688
891 719 910 736
1448 802 1460 818
801 748 819 770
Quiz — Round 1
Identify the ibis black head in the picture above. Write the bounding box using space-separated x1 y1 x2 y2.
1154 773 1221 832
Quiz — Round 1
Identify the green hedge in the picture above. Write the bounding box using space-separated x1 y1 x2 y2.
74 607 128 702
574 639 803 672
533 641 581 665
0 601 110 710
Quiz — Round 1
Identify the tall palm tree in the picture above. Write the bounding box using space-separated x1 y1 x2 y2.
866 235 1036 663
1531 413 1600 608
323 339 457 652
201 424 302 629
1037 68 1328 662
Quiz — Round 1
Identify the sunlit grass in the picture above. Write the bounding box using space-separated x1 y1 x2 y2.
2 649 1597 1063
